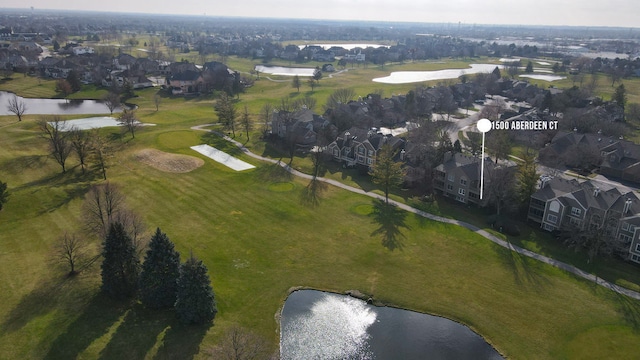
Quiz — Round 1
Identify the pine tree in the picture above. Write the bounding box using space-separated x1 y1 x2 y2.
516 152 539 207
101 222 141 299
139 228 181 309
369 144 405 204
175 254 217 324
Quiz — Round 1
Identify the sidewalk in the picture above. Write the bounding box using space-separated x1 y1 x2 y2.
193 125 640 301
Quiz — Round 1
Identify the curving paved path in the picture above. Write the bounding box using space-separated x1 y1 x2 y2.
192 124 640 300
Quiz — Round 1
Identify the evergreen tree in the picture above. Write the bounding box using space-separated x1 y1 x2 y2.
66 70 82 92
525 61 534 73
101 222 141 299
215 93 237 137
175 254 217 324
516 152 539 207
453 139 462 153
139 228 181 309
369 144 405 204
492 66 501 79
613 83 627 120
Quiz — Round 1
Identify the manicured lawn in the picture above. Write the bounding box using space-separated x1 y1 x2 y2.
1 58 640 359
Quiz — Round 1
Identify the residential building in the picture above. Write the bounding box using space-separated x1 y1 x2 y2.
271 109 330 150
327 127 403 168
528 176 640 263
539 130 640 184
434 152 495 205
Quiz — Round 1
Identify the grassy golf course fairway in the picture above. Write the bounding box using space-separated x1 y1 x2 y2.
1 61 640 359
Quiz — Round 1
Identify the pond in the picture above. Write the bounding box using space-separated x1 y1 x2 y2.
372 64 503 84
280 290 503 360
254 65 316 77
298 43 388 50
0 91 121 116
519 74 566 81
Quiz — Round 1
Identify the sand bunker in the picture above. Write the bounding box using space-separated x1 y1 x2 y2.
135 149 204 173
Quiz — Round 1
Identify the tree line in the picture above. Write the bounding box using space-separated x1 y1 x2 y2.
55 182 217 325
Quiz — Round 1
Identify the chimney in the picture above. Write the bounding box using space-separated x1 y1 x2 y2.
594 187 600 197
624 198 633 214
400 149 405 161
443 151 452 164
540 175 551 189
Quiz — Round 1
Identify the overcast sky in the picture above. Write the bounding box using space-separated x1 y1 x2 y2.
2 0 639 28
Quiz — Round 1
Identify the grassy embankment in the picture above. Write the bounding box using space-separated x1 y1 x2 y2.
1 58 640 359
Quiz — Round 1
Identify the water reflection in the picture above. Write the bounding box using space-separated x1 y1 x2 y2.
281 290 503 360
0 91 121 116
281 291 376 360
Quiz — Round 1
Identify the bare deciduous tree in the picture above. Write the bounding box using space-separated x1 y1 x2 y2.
90 129 111 180
154 94 161 111
54 231 89 275
113 208 148 257
209 325 275 360
103 92 121 115
118 109 141 139
260 103 273 136
82 182 126 239
240 105 252 141
82 182 147 248
293 95 317 111
324 88 356 112
7 94 27 121
69 127 91 174
38 116 72 173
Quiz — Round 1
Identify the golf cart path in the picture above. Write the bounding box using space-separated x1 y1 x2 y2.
192 124 640 300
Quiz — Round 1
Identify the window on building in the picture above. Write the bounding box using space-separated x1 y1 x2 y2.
619 234 632 243
622 222 630 231
447 184 453 191
636 243 640 253
543 223 555 231
448 174 455 182
632 254 640 263
358 147 364 154
460 178 467 186
547 214 558 224
571 207 582 217
458 188 466 196
631 225 636 232
569 217 581 227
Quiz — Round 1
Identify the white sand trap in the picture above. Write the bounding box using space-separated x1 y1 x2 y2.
190 144 255 171
51 116 154 131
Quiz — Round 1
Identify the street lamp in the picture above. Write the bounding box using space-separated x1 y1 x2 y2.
476 118 492 200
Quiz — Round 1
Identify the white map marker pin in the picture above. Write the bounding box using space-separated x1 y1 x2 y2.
477 118 492 200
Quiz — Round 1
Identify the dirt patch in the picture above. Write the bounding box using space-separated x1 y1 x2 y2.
135 148 204 173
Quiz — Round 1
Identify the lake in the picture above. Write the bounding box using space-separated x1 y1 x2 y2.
372 64 503 84
0 91 121 116
280 290 503 360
